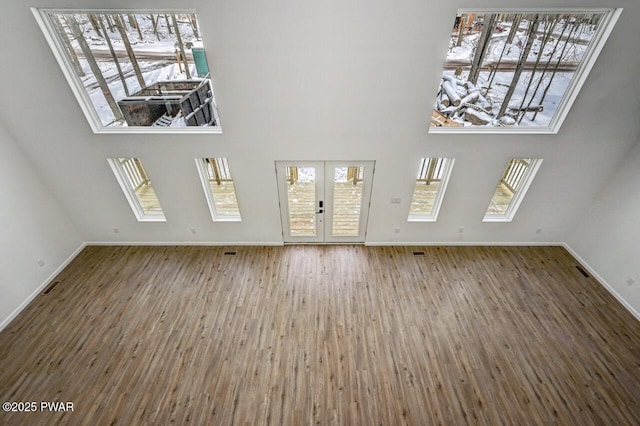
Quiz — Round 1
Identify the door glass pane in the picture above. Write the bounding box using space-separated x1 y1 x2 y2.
286 166 316 236
332 166 364 236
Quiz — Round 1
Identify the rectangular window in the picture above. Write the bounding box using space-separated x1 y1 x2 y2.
33 9 220 134
484 158 542 222
196 158 242 222
430 8 622 133
107 158 166 221
408 158 455 221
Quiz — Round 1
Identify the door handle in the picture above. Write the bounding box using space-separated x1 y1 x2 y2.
316 200 324 214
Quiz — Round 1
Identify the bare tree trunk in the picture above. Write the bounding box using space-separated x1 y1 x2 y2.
88 14 102 37
533 14 583 121
115 14 146 90
165 14 172 34
468 14 498 85
507 14 522 44
456 14 465 47
516 15 556 123
497 14 540 119
66 15 123 123
53 15 85 77
132 14 143 41
172 14 191 79
99 15 130 97
106 14 115 32
150 14 160 41
190 14 200 39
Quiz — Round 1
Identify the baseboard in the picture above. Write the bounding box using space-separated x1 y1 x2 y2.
563 243 640 322
0 242 87 333
364 241 564 247
86 241 285 247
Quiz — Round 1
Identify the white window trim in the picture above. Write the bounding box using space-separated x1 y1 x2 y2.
483 158 543 222
408 158 455 222
429 8 622 135
32 8 222 135
195 158 242 222
107 158 166 222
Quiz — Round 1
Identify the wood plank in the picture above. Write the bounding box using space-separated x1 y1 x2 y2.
1 246 639 425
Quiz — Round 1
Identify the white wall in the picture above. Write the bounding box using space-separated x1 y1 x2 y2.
567 140 640 319
0 122 84 329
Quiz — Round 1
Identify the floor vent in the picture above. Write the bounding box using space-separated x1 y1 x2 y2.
575 265 590 278
43 281 60 295
413 251 425 256
224 251 237 256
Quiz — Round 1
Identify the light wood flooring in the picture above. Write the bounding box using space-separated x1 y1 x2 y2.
1 246 639 425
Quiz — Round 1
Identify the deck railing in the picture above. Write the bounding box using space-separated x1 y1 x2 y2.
501 158 530 193
417 158 446 185
205 158 233 185
120 158 149 190
286 166 363 184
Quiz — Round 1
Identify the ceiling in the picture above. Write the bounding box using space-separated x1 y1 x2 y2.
1 0 638 244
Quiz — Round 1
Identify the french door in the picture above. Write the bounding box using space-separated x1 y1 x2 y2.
275 161 375 243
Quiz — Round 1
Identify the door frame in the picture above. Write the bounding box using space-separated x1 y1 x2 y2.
275 160 375 244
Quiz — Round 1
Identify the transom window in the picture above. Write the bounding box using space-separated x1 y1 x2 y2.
33 9 220 134
430 8 621 133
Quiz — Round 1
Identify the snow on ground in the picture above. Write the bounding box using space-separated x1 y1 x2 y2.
60 13 205 126
438 16 600 127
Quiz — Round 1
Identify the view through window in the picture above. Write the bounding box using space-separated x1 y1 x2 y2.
34 10 218 132
430 9 621 132
108 158 166 221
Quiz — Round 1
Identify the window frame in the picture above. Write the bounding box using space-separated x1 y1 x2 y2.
195 158 242 222
483 158 543 222
107 158 166 222
407 158 455 222
32 8 222 135
429 7 622 134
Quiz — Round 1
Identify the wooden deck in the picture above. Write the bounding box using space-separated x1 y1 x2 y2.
486 182 515 215
409 181 441 216
136 183 163 214
208 181 241 217
286 181 364 236
1 245 639 425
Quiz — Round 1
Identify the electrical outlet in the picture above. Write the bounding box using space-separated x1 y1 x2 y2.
394 228 400 234
458 227 464 233
190 227 197 234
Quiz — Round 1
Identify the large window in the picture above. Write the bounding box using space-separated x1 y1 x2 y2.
430 8 621 133
108 158 166 221
408 158 455 222
33 9 220 134
484 158 542 222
